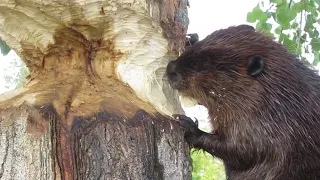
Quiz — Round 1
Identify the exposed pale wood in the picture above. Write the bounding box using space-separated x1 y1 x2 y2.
0 0 189 115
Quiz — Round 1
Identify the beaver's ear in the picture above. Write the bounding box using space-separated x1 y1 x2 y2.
186 33 199 48
237 24 255 31
247 55 264 76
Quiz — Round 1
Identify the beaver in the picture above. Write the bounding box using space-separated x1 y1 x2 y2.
166 24 320 180
186 33 199 48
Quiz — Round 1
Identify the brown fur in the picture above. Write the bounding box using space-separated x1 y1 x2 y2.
166 25 320 180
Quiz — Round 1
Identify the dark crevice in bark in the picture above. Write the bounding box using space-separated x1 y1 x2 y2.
153 117 165 180
40 104 65 180
0 131 9 178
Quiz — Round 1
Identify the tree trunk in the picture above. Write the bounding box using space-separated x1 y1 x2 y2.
0 0 191 179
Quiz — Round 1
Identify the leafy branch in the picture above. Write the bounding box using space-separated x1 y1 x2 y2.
247 0 320 66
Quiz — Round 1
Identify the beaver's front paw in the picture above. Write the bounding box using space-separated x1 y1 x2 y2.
172 114 203 146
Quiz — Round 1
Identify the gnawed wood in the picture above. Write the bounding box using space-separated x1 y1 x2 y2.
0 76 157 124
0 0 189 115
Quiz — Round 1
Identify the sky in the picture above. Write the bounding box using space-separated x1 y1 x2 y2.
187 0 260 39
0 0 262 130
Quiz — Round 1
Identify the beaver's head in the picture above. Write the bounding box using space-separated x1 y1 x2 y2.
166 24 298 126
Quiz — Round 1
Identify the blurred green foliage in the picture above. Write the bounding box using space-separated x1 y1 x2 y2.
191 149 226 180
247 0 320 65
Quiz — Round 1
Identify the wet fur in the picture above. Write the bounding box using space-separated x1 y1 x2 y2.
167 25 320 179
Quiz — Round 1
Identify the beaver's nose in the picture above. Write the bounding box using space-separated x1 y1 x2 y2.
166 61 183 85
166 61 177 75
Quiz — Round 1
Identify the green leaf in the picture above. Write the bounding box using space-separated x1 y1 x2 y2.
307 4 317 14
311 38 320 51
291 22 299 29
265 11 274 18
257 22 273 36
283 22 291 30
279 33 285 42
287 2 302 21
252 4 266 21
282 34 298 53
312 29 319 38
315 0 320 5
276 8 292 28
310 13 317 22
0 39 10 56
313 51 320 66
304 14 317 35
264 23 273 32
275 25 283 34
291 1 304 15
247 12 256 23
191 150 226 180
272 13 277 22
271 0 283 5
247 4 267 23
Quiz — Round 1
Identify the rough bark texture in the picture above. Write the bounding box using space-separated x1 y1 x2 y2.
0 105 54 180
72 110 191 180
0 0 191 179
0 104 191 180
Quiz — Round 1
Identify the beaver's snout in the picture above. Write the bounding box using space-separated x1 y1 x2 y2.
166 61 188 90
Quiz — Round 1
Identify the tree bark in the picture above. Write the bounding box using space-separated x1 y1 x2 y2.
0 0 191 179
